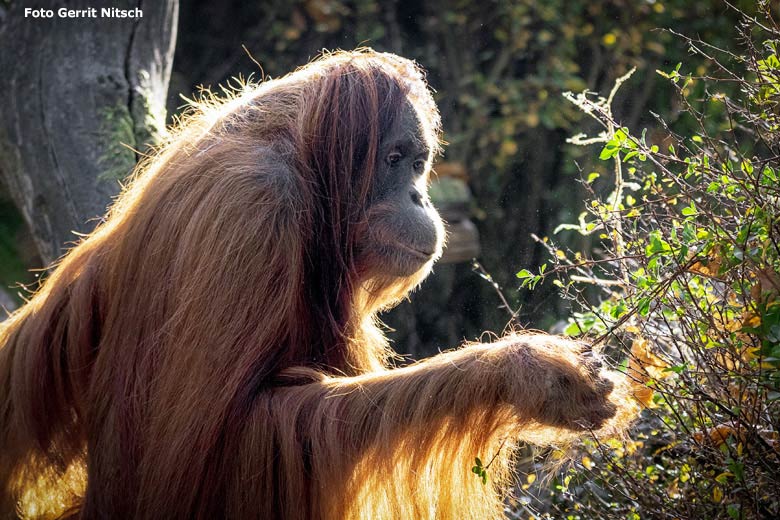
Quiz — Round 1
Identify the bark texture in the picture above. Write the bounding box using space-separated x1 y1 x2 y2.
0 0 178 263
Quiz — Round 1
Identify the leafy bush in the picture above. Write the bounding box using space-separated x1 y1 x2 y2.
510 4 780 519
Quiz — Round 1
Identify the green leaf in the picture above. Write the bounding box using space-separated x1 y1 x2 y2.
682 223 696 244
638 297 651 316
599 144 619 160
646 233 671 255
663 363 689 374
715 472 732 484
681 202 697 216
740 159 754 174
564 321 582 336
761 166 777 185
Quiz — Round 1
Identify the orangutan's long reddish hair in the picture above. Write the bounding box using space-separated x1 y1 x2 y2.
0 49 637 519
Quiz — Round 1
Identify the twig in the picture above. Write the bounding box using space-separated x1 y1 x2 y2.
472 260 522 326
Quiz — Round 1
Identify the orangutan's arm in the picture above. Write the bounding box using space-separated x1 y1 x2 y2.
269 334 618 455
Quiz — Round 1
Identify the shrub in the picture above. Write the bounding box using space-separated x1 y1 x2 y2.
510 4 780 519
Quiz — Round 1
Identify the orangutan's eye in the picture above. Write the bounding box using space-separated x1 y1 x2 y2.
386 151 402 166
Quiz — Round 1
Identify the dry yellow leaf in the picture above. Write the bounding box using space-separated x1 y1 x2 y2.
630 337 671 380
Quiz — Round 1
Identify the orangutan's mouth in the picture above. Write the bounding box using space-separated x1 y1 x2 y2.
395 241 434 260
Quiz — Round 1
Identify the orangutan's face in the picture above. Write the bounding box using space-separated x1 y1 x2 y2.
358 102 444 277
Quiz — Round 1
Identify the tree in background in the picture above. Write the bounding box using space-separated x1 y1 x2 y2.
0 0 178 306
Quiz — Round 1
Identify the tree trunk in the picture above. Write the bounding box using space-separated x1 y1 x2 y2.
0 0 178 264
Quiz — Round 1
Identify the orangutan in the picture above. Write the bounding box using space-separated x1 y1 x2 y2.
0 49 636 519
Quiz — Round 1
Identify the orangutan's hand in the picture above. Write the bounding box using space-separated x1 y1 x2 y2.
501 335 619 431
538 352 617 430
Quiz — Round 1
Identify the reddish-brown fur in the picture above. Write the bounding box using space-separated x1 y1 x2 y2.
0 50 637 519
